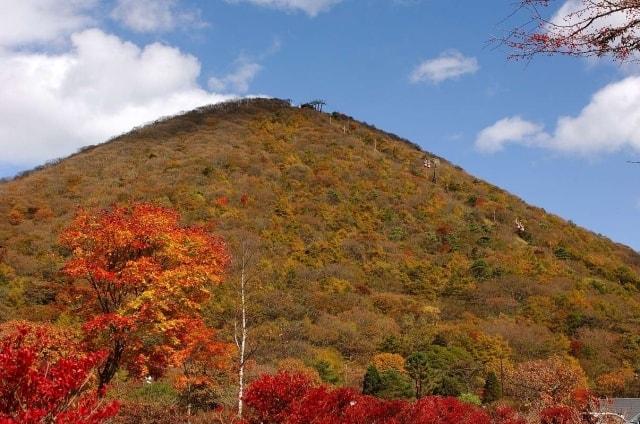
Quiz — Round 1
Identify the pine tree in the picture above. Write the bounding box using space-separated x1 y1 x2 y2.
315 360 341 385
362 365 382 395
405 351 430 398
483 371 501 403
378 369 415 399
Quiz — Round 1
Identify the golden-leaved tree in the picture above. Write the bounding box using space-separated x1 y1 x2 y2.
59 203 230 392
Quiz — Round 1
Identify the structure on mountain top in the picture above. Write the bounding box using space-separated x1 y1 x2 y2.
515 218 525 233
301 99 326 112
424 157 440 182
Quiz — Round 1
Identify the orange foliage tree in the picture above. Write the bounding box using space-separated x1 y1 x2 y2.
506 356 587 409
372 353 406 373
172 320 233 411
597 367 636 397
60 203 230 391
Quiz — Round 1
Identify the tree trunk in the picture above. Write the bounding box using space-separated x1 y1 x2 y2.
236 255 247 418
97 339 125 396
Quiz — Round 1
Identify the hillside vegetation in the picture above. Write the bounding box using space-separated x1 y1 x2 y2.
2 98 640 402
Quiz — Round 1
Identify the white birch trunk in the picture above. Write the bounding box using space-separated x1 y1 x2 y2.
235 253 247 418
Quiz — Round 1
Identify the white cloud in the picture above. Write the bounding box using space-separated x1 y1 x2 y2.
476 117 547 153
0 29 233 165
476 76 640 155
0 0 95 47
410 50 479 84
111 0 205 33
551 76 640 154
225 0 342 17
208 60 262 94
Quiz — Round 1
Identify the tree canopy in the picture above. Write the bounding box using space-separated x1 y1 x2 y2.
60 203 230 389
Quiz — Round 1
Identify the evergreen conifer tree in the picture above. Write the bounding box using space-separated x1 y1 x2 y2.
483 371 501 403
362 365 382 395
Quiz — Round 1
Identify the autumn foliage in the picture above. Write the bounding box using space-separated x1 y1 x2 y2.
539 406 579 424
0 204 232 422
2 99 640 418
60 203 230 389
243 372 316 424
506 356 587 408
243 372 525 424
173 320 233 410
0 321 119 423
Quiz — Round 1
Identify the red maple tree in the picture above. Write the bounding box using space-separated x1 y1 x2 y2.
60 203 230 391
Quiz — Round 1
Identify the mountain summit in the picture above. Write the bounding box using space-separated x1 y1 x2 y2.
1 98 639 393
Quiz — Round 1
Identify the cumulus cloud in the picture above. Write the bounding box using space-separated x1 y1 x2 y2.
111 0 206 33
475 117 547 153
551 76 640 153
476 76 640 154
225 0 342 17
208 60 262 94
0 0 95 47
0 29 233 165
410 50 479 84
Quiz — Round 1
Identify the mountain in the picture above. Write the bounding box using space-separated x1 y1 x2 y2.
1 98 640 395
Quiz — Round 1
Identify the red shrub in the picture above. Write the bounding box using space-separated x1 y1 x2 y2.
490 405 526 424
397 396 491 424
287 387 406 424
0 321 119 424
243 372 316 424
540 405 579 424
243 372 522 424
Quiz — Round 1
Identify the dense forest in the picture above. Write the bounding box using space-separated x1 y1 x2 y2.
1 98 640 422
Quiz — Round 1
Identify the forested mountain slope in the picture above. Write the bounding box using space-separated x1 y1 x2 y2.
1 98 640 395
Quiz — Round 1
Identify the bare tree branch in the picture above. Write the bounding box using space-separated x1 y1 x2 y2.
500 0 640 61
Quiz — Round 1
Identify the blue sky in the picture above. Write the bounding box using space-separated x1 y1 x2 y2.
1 0 639 250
